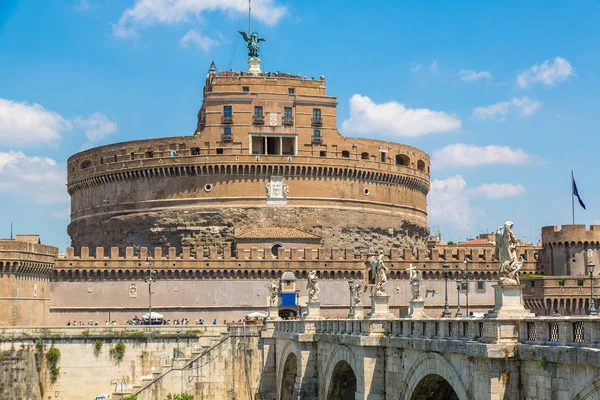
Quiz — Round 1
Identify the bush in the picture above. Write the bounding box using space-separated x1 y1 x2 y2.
120 395 138 400
109 341 126 362
46 346 61 383
93 339 103 355
166 393 194 400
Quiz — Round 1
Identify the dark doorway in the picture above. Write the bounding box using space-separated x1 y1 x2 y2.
327 360 356 400
280 353 297 400
410 374 459 400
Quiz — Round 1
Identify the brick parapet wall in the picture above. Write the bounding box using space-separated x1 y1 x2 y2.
542 225 600 245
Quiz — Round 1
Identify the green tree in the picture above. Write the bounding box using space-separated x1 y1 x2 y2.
165 393 194 400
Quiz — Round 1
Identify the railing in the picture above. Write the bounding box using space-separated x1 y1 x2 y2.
252 116 264 125
272 317 600 348
311 136 322 145
283 117 294 126
221 134 233 143
221 116 233 124
311 118 322 127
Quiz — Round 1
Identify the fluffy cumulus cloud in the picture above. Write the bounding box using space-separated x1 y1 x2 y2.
517 57 574 88
471 183 526 199
75 113 118 142
180 29 221 52
428 175 525 231
431 144 533 169
458 70 492 82
473 97 541 121
113 0 287 39
0 97 117 148
0 98 71 147
0 151 67 205
341 94 461 137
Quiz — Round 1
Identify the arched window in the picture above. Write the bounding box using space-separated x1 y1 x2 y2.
361 152 369 160
341 150 350 158
191 147 200 156
271 243 284 258
81 160 92 169
395 154 410 166
417 160 426 171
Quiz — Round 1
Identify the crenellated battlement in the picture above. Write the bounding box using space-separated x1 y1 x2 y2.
57 245 539 265
541 225 600 244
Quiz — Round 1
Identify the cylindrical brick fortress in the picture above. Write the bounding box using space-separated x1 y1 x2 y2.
66 71 430 253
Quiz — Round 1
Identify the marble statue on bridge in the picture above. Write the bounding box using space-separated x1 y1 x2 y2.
267 280 279 306
493 221 523 285
368 250 389 296
307 270 320 302
349 279 364 306
408 264 422 300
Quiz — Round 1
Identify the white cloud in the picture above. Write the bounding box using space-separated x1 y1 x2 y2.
113 0 286 39
0 98 117 148
0 150 67 205
75 113 117 142
180 30 221 52
458 69 492 82
473 97 541 121
428 175 525 231
432 144 533 169
410 63 423 72
517 57 574 88
341 94 461 137
429 175 473 231
471 183 526 199
0 98 71 147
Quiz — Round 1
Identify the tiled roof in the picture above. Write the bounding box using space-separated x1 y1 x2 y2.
236 227 321 240
458 239 493 246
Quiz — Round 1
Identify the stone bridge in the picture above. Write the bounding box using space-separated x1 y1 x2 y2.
260 317 600 400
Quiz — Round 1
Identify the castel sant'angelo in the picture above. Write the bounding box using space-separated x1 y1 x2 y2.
1 31 598 326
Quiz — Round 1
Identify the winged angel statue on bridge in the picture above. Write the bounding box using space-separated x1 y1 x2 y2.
493 221 524 285
239 31 265 59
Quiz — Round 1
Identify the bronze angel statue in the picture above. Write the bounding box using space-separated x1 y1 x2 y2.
238 31 265 59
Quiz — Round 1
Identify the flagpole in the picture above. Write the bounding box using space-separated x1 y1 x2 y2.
572 170 575 225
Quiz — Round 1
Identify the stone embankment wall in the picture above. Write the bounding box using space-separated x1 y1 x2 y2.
0 326 227 400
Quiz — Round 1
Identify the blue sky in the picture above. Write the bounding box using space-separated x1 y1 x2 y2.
1 0 599 251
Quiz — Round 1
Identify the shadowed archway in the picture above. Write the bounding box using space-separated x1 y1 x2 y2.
327 360 356 400
280 353 297 400
410 374 458 400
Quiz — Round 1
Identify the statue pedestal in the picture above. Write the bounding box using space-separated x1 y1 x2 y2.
368 295 394 319
348 305 365 319
267 305 280 320
487 284 534 318
305 301 323 319
408 299 426 318
248 58 261 74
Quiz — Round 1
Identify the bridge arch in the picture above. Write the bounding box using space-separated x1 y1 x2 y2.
323 345 364 399
401 353 468 400
280 353 298 400
277 340 300 399
573 375 600 399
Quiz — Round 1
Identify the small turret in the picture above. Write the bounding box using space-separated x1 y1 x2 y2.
208 61 217 73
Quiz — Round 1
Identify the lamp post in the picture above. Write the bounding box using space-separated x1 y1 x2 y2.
464 256 470 317
144 256 158 325
588 260 597 316
455 271 463 318
441 263 451 317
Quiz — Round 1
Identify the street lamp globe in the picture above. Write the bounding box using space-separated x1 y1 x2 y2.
588 261 595 275
442 263 449 275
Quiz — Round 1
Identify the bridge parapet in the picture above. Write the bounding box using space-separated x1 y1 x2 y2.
273 316 600 350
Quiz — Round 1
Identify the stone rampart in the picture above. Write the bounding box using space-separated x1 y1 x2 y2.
542 224 600 245
541 225 600 276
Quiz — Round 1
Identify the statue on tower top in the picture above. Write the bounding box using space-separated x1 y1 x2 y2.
238 31 265 59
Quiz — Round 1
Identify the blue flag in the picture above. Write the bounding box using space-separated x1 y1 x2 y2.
573 176 586 210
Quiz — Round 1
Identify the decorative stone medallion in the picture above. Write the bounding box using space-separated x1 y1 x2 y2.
265 176 288 205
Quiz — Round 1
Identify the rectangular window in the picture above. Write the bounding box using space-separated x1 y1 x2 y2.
223 127 232 136
223 106 232 117
130 152 135 160
312 108 321 121
100 157 104 165
216 148 224 155
320 151 327 157
145 151 154 158
288 88 295 94
313 129 321 138
242 86 249 92
477 281 485 290
284 107 292 119
381 151 386 163
254 106 263 117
